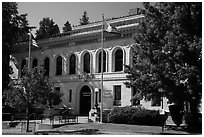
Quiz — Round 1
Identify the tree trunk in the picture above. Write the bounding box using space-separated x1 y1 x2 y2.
26 104 30 132
168 104 184 126
185 99 201 133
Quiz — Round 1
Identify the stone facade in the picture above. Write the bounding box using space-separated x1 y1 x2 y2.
12 14 169 115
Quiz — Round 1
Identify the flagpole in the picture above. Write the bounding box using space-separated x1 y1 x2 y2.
100 14 104 123
28 32 31 71
26 26 36 71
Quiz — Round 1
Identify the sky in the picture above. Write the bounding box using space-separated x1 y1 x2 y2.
17 1 144 34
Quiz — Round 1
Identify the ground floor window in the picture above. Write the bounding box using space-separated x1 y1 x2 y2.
69 90 72 102
99 89 101 103
113 85 121 106
151 95 161 106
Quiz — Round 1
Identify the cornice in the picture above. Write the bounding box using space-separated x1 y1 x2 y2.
72 14 144 30
12 14 142 54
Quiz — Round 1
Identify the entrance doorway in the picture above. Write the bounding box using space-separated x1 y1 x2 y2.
80 85 91 115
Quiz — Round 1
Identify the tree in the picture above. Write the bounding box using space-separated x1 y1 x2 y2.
124 2 201 132
35 17 60 39
63 21 72 33
79 11 90 25
5 68 63 132
2 2 29 90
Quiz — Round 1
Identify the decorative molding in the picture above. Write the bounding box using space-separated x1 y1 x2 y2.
78 72 95 82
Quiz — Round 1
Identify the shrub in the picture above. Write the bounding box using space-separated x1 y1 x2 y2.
108 106 168 126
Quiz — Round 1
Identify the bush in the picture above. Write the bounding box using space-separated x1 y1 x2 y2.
108 106 168 126
185 113 202 133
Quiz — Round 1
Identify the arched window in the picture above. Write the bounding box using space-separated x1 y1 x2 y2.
56 55 62 75
44 57 50 76
98 50 106 73
115 49 123 72
21 59 27 77
32 58 38 73
83 52 90 73
69 54 76 74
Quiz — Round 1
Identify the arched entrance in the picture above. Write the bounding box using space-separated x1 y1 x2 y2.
80 85 91 115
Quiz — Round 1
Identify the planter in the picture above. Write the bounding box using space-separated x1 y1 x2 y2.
168 104 184 126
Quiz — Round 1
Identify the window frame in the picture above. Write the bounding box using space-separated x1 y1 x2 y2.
44 57 50 76
56 55 63 75
83 52 90 73
113 85 121 106
98 50 106 73
21 59 27 77
69 89 72 102
114 48 123 72
69 54 76 75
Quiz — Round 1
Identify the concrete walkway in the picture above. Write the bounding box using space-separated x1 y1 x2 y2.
2 122 190 135
2 115 191 135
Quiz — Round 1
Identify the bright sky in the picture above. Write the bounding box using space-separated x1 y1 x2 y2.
17 1 144 34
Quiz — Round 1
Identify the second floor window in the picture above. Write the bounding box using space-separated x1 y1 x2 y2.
83 52 90 73
21 59 27 77
32 58 38 73
69 54 76 74
56 56 62 75
44 57 50 76
98 50 106 73
115 49 123 72
69 90 72 102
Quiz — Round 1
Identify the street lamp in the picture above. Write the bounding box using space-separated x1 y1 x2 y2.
159 88 164 111
159 88 165 133
95 88 99 108
94 88 100 122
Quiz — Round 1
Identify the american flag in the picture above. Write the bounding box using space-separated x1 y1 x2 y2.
104 21 120 34
29 32 39 47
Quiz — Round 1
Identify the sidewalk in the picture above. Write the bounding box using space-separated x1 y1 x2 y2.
57 122 189 135
2 122 190 135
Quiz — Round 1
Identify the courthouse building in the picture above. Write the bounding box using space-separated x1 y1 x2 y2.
12 12 169 116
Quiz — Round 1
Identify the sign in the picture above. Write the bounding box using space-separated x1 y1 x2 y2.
159 109 165 115
82 92 91 97
103 90 113 98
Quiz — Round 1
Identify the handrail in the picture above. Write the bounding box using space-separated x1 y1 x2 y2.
29 113 36 119
62 109 69 115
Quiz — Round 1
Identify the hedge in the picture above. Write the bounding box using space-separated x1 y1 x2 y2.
108 106 168 126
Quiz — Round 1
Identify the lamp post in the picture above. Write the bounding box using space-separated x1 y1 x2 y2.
94 88 100 122
159 88 165 133
95 88 99 108
159 88 164 110
27 26 36 72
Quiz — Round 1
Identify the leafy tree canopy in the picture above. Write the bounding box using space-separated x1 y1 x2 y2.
63 21 72 33
36 17 60 39
125 2 201 106
2 2 29 90
4 67 63 111
79 11 90 25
